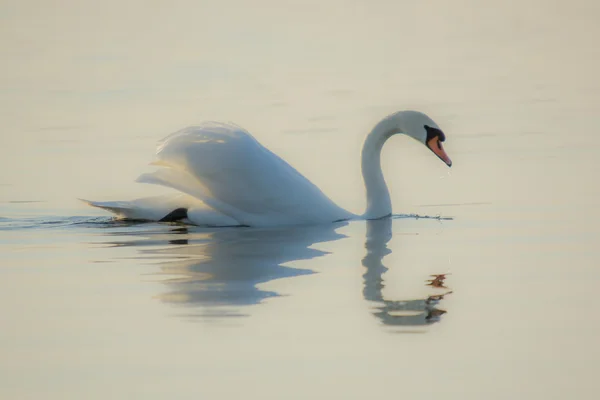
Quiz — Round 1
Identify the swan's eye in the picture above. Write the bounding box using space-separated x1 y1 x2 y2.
424 125 445 143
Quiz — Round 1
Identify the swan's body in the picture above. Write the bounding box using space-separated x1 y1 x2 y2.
85 111 452 226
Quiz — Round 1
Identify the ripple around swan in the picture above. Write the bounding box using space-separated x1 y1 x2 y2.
0 212 453 231
0 216 123 231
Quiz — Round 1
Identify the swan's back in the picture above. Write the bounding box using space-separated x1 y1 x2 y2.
139 122 352 226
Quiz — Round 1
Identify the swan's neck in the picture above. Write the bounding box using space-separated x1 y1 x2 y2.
361 118 399 219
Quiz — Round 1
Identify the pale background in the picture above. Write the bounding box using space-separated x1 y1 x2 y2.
1 1 599 399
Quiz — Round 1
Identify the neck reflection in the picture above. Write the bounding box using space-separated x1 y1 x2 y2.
362 218 451 328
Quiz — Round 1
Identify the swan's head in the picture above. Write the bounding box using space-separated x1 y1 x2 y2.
392 111 452 167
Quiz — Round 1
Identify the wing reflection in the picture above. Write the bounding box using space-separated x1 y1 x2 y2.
362 218 451 328
144 223 347 318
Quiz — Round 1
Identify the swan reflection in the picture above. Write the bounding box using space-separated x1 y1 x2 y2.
362 218 451 327
104 217 450 325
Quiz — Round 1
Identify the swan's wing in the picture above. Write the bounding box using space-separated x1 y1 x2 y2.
137 122 352 226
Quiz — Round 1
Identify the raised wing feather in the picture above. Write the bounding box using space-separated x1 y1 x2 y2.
137 122 352 226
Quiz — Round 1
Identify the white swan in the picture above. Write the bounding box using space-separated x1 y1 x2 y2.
84 110 452 226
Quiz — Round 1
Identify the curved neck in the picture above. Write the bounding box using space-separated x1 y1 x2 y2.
361 118 399 219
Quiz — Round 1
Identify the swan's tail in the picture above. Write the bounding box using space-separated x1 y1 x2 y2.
79 195 191 221
80 195 241 226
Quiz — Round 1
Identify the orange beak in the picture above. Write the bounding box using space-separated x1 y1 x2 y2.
427 137 452 167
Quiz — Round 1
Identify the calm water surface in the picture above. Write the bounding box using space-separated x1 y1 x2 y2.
1 1 599 399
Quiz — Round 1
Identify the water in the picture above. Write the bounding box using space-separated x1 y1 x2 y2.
1 1 599 398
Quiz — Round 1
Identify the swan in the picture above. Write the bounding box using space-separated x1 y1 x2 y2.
83 110 452 226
